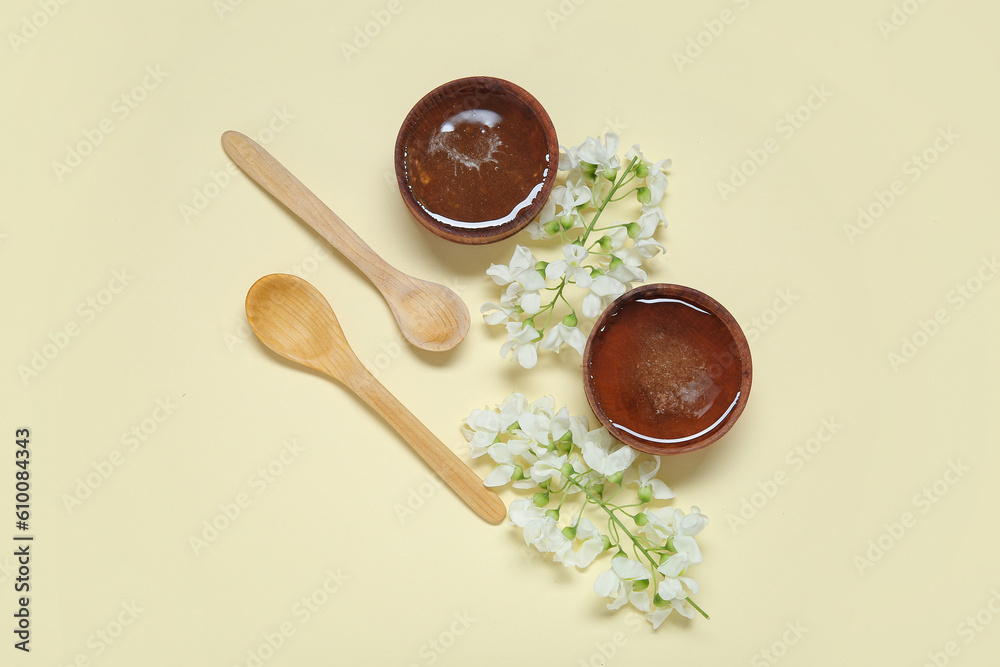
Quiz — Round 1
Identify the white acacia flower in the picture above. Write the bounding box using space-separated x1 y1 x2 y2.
499 321 541 369
539 323 587 355
625 456 675 501
657 552 699 601
480 299 515 326
545 243 593 289
526 451 567 486
593 556 650 610
559 143 581 171
482 437 533 487
579 427 635 476
486 245 547 292
553 518 605 569
509 499 569 554
642 159 670 206
498 393 529 431
582 275 626 318
461 408 501 458
641 506 708 564
635 206 666 239
576 133 621 180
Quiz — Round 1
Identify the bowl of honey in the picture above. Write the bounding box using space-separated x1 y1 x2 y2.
583 284 752 455
394 76 559 244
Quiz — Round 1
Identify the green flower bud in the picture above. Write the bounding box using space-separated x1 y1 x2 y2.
513 306 524 314
545 508 560 521
559 214 575 230
589 266 604 278
634 163 649 179
659 552 670 565
561 312 578 327
601 535 613 551
556 439 572 453
634 512 648 526
636 186 651 205
607 471 624 485
625 222 642 239
560 462 575 477
562 525 577 540
558 430 574 444
511 465 525 481
543 219 562 236
666 536 674 551
533 491 549 507
589 483 604 498
509 420 521 431
581 162 598 179
603 167 618 182
535 260 548 273
598 235 614 252
608 255 624 271
653 593 671 608
523 317 536 330
638 485 653 503
632 579 650 591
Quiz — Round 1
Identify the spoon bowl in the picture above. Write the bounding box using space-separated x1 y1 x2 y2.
245 274 505 525
223 130 469 352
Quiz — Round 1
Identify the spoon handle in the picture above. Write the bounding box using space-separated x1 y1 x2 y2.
221 131 394 284
348 369 507 525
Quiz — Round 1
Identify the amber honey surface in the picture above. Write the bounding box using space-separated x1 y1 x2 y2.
586 296 745 446
401 91 550 228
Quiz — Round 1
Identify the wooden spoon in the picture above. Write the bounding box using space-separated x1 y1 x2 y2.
222 130 470 352
245 273 506 525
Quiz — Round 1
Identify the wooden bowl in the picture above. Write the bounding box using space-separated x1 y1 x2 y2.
394 76 559 245
582 284 752 455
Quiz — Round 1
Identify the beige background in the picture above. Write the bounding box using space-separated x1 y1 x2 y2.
3 0 998 664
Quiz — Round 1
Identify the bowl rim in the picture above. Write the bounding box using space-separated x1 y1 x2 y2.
393 76 559 245
582 283 753 455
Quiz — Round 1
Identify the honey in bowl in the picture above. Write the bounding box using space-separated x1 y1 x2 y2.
583 284 752 455
395 77 558 244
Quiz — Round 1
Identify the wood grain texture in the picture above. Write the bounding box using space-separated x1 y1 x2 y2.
245 274 505 525
222 130 469 352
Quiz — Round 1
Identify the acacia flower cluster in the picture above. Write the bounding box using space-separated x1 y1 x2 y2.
462 393 708 629
482 133 670 368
